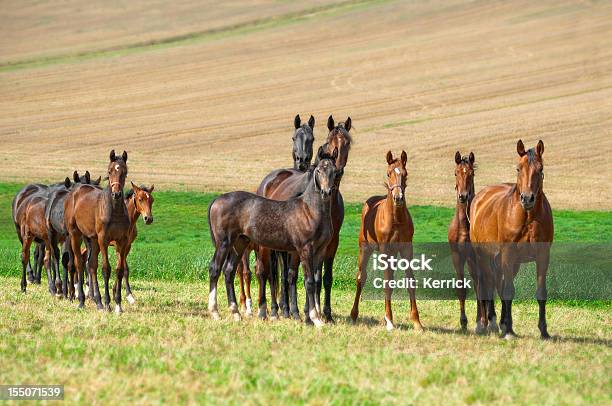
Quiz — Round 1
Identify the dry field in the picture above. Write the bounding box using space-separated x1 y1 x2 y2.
1 0 611 209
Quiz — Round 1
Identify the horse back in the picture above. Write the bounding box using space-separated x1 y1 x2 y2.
258 168 309 201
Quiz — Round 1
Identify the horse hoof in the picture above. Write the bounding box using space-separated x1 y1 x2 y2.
503 332 517 340
282 311 291 319
232 312 242 322
488 321 499 334
475 322 486 335
324 314 335 324
541 332 551 340
78 302 85 309
270 315 278 321
210 311 221 321
114 304 123 314
126 294 136 305
304 317 314 325
413 323 424 332
385 317 395 331
312 318 324 328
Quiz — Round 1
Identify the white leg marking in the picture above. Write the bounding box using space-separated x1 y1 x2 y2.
114 304 122 314
126 293 136 304
310 309 323 328
385 316 395 331
246 298 252 316
208 287 217 311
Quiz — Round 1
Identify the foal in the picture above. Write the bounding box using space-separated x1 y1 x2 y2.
64 150 131 312
470 140 553 339
351 151 423 331
236 113 315 317
208 149 338 327
447 151 477 331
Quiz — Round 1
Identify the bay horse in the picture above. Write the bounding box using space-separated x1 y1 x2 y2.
470 140 553 339
447 151 478 331
64 150 131 312
46 171 101 299
255 115 352 322
207 148 338 327
236 113 315 317
350 151 423 331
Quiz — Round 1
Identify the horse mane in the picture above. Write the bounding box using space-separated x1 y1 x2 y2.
527 148 535 164
460 156 477 170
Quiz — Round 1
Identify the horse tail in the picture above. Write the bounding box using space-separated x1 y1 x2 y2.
207 197 217 245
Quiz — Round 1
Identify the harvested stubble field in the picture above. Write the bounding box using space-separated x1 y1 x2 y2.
1 0 611 404
0 0 611 209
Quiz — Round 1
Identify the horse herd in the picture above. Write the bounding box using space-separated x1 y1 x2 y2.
11 114 553 339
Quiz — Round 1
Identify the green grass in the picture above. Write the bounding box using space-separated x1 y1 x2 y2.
1 182 610 404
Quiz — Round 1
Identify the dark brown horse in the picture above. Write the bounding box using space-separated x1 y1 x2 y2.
447 151 478 331
470 140 553 339
350 151 423 331
255 115 352 322
236 113 316 317
64 150 131 312
207 148 338 327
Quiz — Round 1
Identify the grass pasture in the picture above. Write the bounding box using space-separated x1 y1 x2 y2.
0 183 610 404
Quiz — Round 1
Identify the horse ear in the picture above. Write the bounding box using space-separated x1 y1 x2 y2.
73 170 80 183
84 171 91 183
308 115 315 129
149 184 155 192
316 145 325 161
64 177 71 188
327 115 335 132
344 117 352 132
401 150 407 166
131 181 139 192
517 140 526 157
94 176 101 185
122 151 128 162
110 150 117 162
455 151 461 165
469 152 475 165
386 151 394 165
536 140 544 156
294 114 301 129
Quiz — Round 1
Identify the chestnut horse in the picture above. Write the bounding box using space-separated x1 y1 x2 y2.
255 115 352 322
470 140 553 339
351 151 423 331
236 113 315 317
447 151 478 331
207 149 338 327
117 182 155 304
64 150 131 312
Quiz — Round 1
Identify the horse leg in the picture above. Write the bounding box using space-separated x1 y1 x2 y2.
383 267 395 331
20 235 33 293
36 242 45 284
288 253 300 320
402 245 423 331
255 247 271 320
268 251 279 320
224 237 248 321
88 240 103 310
499 253 518 339
322 234 339 323
313 256 324 320
237 254 246 312
50 237 62 297
536 249 551 339
301 247 323 327
209 237 232 320
112 242 127 314
243 251 253 316
350 244 371 323
451 248 467 331
69 232 86 308
279 251 290 318
26 242 35 283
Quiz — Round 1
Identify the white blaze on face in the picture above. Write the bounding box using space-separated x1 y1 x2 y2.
393 167 403 199
115 164 120 171
145 193 149 199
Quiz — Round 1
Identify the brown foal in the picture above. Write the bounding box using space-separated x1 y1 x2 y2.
350 151 423 331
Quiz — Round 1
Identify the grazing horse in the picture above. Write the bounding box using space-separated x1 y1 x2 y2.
46 172 101 299
116 182 155 304
64 150 131 312
255 115 352 322
447 151 478 331
208 148 338 327
470 140 553 339
351 151 423 331
236 113 316 317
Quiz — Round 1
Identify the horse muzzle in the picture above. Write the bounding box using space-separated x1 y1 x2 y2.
457 193 468 204
520 193 536 210
320 189 333 200
143 216 154 225
112 191 122 200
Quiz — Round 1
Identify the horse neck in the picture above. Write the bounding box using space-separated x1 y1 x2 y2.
104 186 127 216
383 192 407 224
303 177 329 218
126 196 140 225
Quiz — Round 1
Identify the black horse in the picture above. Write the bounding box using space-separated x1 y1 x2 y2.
208 148 338 327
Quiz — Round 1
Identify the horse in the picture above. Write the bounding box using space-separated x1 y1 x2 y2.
116 182 155 304
207 148 338 327
447 151 479 331
255 115 352 322
46 171 101 299
350 151 423 331
235 113 316 317
470 140 553 339
14 171 97 293
64 150 131 313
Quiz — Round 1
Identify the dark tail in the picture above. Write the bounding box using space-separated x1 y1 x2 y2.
207 198 216 245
